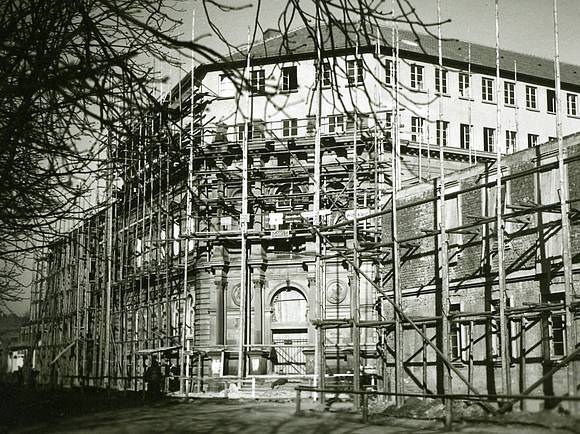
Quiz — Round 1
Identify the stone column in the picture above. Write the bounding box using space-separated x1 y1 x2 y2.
213 270 227 346
252 278 264 344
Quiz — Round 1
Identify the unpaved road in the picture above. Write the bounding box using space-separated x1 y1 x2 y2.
12 399 576 434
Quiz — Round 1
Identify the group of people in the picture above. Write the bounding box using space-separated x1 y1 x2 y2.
143 358 179 401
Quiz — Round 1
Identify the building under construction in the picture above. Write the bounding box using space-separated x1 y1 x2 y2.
24 20 580 411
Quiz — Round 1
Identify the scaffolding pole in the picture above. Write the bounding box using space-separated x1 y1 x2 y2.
553 0 578 411
238 26 252 381
436 0 453 426
495 0 512 397
314 0 324 401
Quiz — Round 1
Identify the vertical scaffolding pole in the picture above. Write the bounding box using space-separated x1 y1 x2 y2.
553 0 578 410
351 32 361 407
495 0 512 397
392 1 404 404
314 0 324 400
468 44 473 165
436 0 452 425
238 26 252 380
181 9 195 395
104 131 113 388
514 60 520 152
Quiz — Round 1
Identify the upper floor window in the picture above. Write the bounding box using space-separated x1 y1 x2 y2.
322 62 332 87
385 59 396 87
410 64 424 90
238 121 265 141
410 116 425 142
347 59 364 86
435 68 448 94
250 69 265 94
436 120 449 146
504 82 515 106
481 77 494 102
567 93 578 117
328 115 345 134
218 74 235 98
483 127 495 152
505 130 517 154
282 66 298 92
527 133 539 148
282 119 298 137
547 89 556 114
460 123 471 149
458 73 470 98
526 85 537 110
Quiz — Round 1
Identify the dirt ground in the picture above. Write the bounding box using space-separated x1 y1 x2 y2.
4 392 579 434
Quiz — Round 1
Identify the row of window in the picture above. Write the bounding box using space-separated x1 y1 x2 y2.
449 300 566 360
411 117 545 152
234 61 580 118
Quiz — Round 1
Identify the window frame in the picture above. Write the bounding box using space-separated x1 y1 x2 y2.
410 64 424 91
435 67 448 95
410 116 425 142
436 120 449 147
460 123 471 149
250 69 266 94
346 58 364 86
481 77 495 102
567 93 578 117
458 72 470 99
483 127 495 153
525 85 538 110
504 81 516 106
322 62 332 87
282 118 298 137
547 89 556 114
385 58 396 87
527 133 539 148
505 130 517 154
281 65 298 92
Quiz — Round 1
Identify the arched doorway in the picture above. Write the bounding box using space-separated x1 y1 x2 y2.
270 287 309 375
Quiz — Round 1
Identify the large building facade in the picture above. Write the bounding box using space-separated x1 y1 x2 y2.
24 24 580 406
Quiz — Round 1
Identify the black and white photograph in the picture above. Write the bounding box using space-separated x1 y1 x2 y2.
1 0 580 432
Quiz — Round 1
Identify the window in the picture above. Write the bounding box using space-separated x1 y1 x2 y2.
491 298 514 359
322 62 332 87
282 66 298 91
526 85 537 110
504 82 515 106
435 68 448 94
411 117 425 142
505 130 517 154
436 120 449 146
551 313 566 357
385 59 396 87
547 89 556 113
250 69 265 94
459 73 470 98
283 119 298 137
383 111 393 140
328 115 344 134
347 59 364 86
483 127 495 152
527 133 539 148
450 303 463 360
481 77 494 102
410 64 424 90
218 74 235 98
567 93 578 116
238 121 265 141
460 124 471 149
